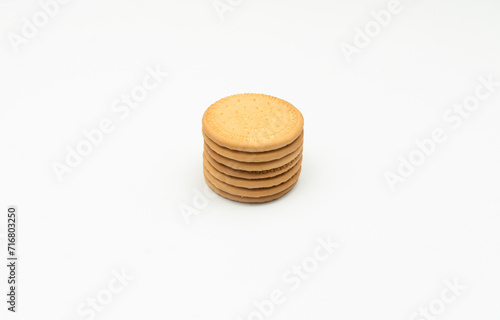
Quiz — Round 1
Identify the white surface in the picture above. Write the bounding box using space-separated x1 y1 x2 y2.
1 0 500 319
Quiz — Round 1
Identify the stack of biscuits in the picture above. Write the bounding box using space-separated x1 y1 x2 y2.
202 93 304 203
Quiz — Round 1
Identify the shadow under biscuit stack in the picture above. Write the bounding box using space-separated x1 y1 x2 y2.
201 93 304 203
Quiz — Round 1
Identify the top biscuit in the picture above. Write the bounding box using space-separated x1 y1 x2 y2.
202 93 304 152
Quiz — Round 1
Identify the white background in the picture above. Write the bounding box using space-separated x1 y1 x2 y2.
1 0 500 319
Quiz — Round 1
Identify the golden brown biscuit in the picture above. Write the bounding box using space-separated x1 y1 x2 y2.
203 152 302 189
204 176 297 203
203 150 302 180
202 93 304 152
204 142 303 172
203 165 301 198
202 130 303 163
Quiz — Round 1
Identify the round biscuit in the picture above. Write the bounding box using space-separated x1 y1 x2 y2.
204 142 303 172
203 150 302 180
203 165 301 198
203 152 302 189
202 130 303 163
204 176 297 203
202 93 304 152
